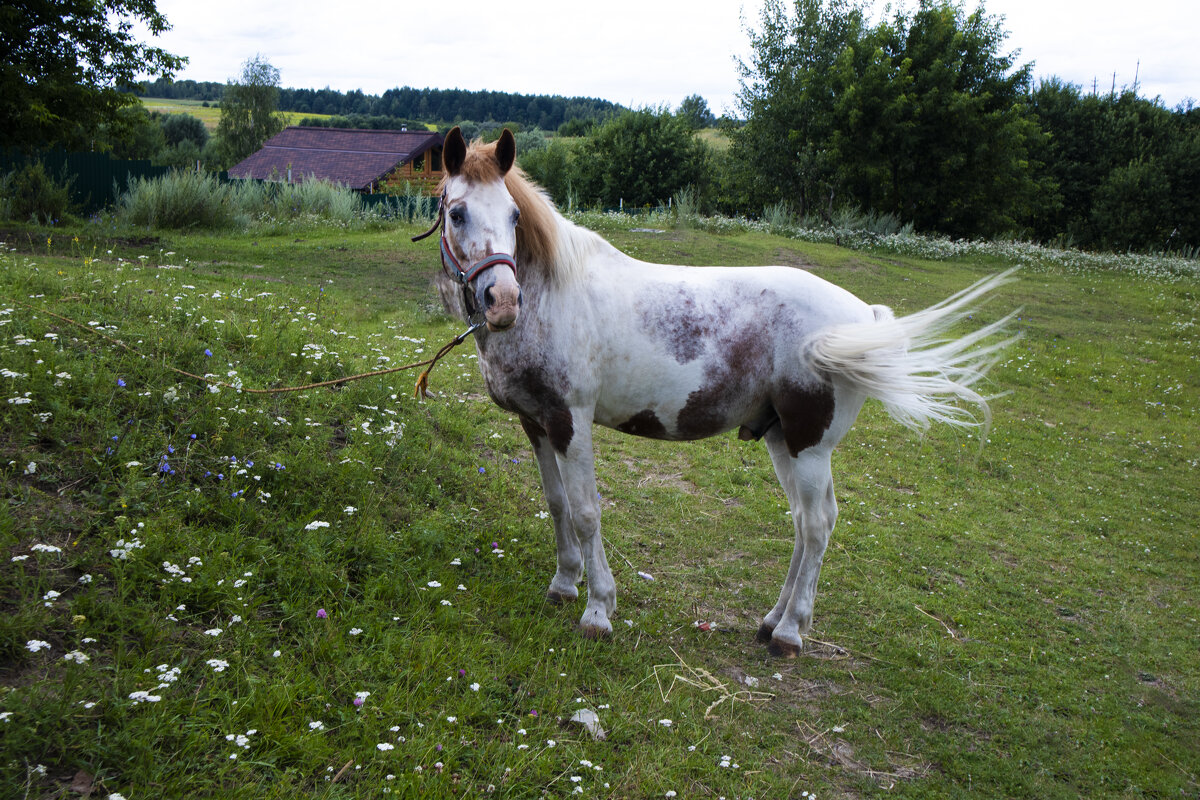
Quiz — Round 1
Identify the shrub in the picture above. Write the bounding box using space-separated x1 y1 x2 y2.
117 169 237 229
0 161 75 223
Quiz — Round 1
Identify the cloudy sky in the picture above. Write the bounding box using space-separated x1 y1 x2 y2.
136 0 1199 114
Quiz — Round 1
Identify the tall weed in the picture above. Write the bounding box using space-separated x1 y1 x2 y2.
118 170 237 229
116 172 386 229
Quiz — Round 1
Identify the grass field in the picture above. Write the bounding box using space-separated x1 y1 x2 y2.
0 213 1196 798
138 97 334 130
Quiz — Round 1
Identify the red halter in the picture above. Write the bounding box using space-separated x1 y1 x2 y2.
439 234 517 286
412 195 517 287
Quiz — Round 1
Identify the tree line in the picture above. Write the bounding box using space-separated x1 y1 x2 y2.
722 0 1199 252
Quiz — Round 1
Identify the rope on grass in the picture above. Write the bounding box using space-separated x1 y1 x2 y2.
7 297 476 398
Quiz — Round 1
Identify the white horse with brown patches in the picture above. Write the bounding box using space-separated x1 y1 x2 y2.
420 127 1015 656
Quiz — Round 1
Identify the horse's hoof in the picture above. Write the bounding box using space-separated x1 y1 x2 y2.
578 623 612 640
755 623 775 644
768 637 801 658
546 588 577 605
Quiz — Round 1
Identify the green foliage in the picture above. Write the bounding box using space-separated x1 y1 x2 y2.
0 160 75 223
0 0 184 151
160 113 209 149
676 95 716 130
518 139 579 208
297 114 429 132
733 0 1050 238
214 56 288 168
575 109 713 208
1029 82 1200 251
117 169 239 229
115 170 378 229
96 105 168 161
730 0 864 216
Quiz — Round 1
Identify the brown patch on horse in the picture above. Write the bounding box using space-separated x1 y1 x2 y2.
499 366 574 454
676 322 772 439
637 286 707 364
774 380 835 456
616 410 668 439
439 134 560 281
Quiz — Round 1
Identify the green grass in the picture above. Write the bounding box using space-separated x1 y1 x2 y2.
0 216 1196 799
139 97 333 130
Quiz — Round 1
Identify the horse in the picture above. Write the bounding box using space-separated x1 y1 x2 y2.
416 127 1015 657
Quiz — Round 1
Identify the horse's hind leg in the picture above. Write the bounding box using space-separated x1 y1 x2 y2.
759 430 838 657
521 416 582 604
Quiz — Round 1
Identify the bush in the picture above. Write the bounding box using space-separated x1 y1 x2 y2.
231 177 364 222
0 161 75 223
117 169 238 229
115 170 382 229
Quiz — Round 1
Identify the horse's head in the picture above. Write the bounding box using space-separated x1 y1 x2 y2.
438 126 522 332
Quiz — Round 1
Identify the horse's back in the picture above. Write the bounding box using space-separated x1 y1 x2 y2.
579 258 877 444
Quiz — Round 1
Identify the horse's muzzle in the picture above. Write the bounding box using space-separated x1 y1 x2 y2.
477 266 521 332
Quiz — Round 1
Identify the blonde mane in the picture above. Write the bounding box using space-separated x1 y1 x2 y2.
439 137 601 285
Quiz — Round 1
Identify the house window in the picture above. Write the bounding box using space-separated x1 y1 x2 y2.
431 149 442 172
412 156 424 173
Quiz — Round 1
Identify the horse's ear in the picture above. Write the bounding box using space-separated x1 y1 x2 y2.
444 126 466 176
496 128 516 175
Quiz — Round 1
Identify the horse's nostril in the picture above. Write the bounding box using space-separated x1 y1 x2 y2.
484 287 495 307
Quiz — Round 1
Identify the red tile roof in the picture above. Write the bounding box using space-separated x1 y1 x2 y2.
228 127 443 190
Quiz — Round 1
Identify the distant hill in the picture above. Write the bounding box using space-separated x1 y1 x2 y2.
137 79 623 131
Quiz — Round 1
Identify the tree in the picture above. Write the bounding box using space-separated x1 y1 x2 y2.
214 55 287 167
839 1 1051 236
160 113 208 149
677 95 716 130
0 0 184 151
731 0 1051 237
729 0 866 215
574 109 712 208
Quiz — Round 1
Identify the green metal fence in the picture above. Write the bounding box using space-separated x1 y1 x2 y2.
0 148 189 215
1 148 434 220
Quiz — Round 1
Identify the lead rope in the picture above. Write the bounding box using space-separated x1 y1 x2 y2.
8 297 477 398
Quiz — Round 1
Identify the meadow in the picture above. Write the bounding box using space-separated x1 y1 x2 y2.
138 98 334 130
0 209 1196 798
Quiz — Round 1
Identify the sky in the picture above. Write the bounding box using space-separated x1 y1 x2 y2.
135 0 1199 115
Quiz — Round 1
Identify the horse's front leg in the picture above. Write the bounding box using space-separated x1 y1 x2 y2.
553 419 615 638
521 416 582 604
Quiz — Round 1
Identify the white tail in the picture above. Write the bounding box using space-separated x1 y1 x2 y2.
807 269 1019 433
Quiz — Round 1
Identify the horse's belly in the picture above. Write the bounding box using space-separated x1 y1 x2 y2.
594 376 771 442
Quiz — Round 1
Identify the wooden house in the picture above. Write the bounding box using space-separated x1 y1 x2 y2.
228 127 444 193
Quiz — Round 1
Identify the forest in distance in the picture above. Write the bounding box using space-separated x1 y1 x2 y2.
135 78 625 133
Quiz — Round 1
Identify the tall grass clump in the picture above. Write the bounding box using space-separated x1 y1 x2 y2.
395 180 439 225
671 185 701 228
761 200 795 234
117 169 238 229
115 172 394 230
229 177 365 224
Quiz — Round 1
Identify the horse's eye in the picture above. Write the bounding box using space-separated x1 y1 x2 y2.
512 209 521 226
449 208 465 225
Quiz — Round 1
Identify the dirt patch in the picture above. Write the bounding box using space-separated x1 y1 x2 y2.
0 229 161 253
798 720 931 787
621 457 698 495
773 248 816 269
